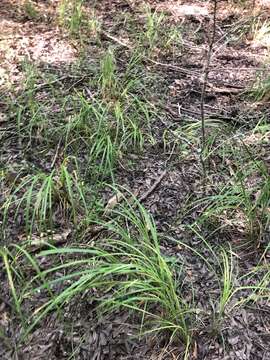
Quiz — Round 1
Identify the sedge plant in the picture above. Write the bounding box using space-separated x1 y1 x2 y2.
22 199 193 350
1 158 87 237
58 0 85 36
192 152 270 245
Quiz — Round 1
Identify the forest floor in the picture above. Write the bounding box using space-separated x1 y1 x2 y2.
0 0 270 359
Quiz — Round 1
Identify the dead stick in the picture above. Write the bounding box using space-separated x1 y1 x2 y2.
200 0 218 177
50 139 62 169
86 172 167 240
139 170 167 202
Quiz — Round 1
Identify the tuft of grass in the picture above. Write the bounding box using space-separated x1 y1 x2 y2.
144 5 165 51
2 202 269 352
164 25 183 55
192 145 270 245
136 5 183 57
56 96 118 177
249 75 270 102
22 201 194 350
250 18 270 49
217 247 235 319
0 248 24 323
2 158 87 236
171 118 231 160
99 49 117 99
48 94 148 179
59 0 85 36
22 0 39 20
88 12 101 38
171 228 270 334
21 59 38 92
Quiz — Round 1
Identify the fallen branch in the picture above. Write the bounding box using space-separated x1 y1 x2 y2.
206 83 244 95
139 170 167 202
21 229 72 252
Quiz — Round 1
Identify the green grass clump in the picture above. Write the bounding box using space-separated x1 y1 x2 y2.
23 0 39 20
193 150 270 245
99 49 117 98
2 201 269 355
144 5 165 51
58 0 85 36
55 95 146 178
2 158 87 236
135 5 183 57
22 201 193 350
249 75 270 102
8 53 151 180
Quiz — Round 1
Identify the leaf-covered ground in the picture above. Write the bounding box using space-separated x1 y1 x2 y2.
0 1 270 359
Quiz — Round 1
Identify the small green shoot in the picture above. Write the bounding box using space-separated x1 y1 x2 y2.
59 0 85 36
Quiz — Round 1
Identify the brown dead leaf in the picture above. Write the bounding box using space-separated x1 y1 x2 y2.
103 192 124 215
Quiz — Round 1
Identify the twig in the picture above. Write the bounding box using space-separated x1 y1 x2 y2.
33 75 69 91
139 170 167 202
209 67 270 72
146 58 200 76
65 75 88 92
206 82 243 94
85 172 167 240
100 31 133 49
27 74 87 93
50 138 62 169
200 0 218 177
100 30 198 77
103 192 124 216
170 104 236 123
